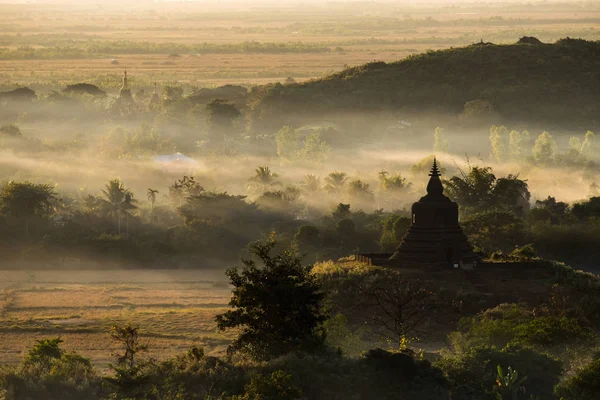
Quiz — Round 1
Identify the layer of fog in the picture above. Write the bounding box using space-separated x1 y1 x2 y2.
1 118 594 213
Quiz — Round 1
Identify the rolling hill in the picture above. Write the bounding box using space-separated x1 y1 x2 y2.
248 38 600 133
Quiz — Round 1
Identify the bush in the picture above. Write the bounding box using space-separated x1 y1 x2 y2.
555 356 600 400
241 370 302 400
437 345 562 400
449 303 594 354
0 338 100 400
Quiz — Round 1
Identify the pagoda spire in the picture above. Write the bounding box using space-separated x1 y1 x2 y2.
426 157 443 196
429 156 441 177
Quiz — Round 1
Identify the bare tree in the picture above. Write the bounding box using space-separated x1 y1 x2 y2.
354 274 440 348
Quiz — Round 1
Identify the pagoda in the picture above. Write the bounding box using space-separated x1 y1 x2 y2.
112 69 136 115
148 82 161 110
389 158 478 266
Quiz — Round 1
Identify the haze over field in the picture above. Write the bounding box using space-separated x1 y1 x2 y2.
2 1 600 399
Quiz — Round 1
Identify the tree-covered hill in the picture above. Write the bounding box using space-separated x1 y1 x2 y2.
249 38 600 132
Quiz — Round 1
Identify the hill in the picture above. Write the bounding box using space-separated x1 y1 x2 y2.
248 38 600 133
314 258 600 343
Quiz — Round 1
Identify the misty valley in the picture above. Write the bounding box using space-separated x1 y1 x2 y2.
1 1 600 399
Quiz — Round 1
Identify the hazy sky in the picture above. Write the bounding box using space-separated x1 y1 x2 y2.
0 0 590 3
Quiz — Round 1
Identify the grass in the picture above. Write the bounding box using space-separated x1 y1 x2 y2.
0 269 233 371
0 2 599 87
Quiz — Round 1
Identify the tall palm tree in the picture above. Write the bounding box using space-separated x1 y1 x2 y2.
301 174 321 193
147 188 159 223
246 166 282 194
324 171 348 193
100 179 136 235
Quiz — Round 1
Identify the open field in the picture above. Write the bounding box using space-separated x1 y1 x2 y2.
0 269 233 371
1 1 600 87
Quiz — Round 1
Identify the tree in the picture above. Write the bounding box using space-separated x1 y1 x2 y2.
378 171 412 208
348 179 373 201
355 274 440 347
324 171 348 193
100 179 136 235
0 181 56 237
301 132 331 165
461 99 496 123
147 188 159 223
103 324 150 399
433 127 448 153
445 166 530 216
215 239 327 361
532 131 557 165
379 215 411 251
0 124 22 138
275 126 300 160
169 176 204 207
301 174 321 193
294 225 321 253
493 175 531 216
462 210 527 253
445 166 497 214
332 203 351 220
508 130 524 161
379 171 411 193
529 196 569 225
177 190 252 225
206 98 241 143
489 125 508 162
246 166 282 195
581 130 596 159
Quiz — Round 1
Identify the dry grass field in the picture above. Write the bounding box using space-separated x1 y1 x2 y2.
0 52 410 88
0 269 233 371
1 2 599 87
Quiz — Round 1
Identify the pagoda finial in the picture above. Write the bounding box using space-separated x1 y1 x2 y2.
429 156 441 178
426 156 443 196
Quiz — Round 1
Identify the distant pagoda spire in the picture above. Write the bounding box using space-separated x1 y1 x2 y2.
115 68 135 114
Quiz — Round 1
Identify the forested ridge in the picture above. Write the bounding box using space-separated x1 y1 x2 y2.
249 38 600 132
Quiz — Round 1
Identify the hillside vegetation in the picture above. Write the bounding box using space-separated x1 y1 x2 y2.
249 38 600 132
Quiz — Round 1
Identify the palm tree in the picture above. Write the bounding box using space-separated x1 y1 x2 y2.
324 171 348 193
348 179 373 199
302 174 321 193
100 179 136 236
147 188 159 223
379 170 411 192
246 166 282 194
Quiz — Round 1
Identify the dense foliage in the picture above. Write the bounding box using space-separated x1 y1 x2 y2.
216 240 328 360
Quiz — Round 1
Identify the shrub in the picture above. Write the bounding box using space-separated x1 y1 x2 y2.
449 303 594 354
0 338 100 400
555 356 600 400
437 345 562 400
